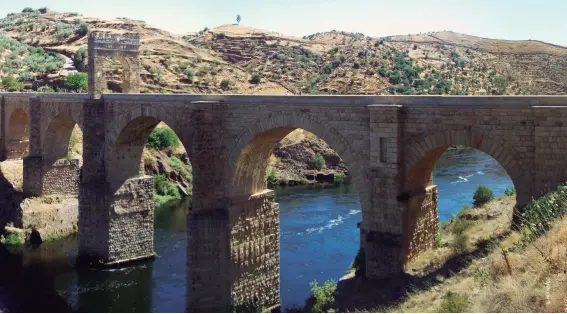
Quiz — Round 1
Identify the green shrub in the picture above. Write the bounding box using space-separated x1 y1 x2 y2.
153 174 180 198
22 7 34 13
1 76 25 91
267 167 278 186
250 73 261 84
334 171 346 183
72 48 87 70
437 292 469 313
220 79 232 90
308 280 337 313
518 184 567 240
169 156 192 184
452 217 474 236
310 153 325 171
147 127 180 150
64 72 88 91
2 232 24 246
184 69 194 82
473 185 494 207
17 71 35 82
76 21 88 36
452 233 468 254
37 85 55 93
504 187 516 196
434 230 444 248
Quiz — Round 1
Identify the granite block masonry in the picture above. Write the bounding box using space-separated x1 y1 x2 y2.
0 31 566 312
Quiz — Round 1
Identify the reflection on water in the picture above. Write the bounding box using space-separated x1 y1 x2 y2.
0 148 514 312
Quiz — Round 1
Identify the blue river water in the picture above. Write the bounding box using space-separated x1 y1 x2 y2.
0 147 513 312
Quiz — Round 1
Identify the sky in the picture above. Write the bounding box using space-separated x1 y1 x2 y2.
1 0 566 46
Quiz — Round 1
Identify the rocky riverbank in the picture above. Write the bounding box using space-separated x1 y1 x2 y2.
269 130 349 185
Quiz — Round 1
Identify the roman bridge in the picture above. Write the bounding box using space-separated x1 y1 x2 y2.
0 92 567 311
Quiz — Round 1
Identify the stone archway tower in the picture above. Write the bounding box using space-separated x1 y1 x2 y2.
87 32 141 99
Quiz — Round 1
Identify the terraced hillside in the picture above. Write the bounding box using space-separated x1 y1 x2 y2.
1 9 565 95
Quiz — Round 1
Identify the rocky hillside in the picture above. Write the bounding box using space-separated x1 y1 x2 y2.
1 8 566 95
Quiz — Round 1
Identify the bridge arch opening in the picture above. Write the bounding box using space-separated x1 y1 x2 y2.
42 114 83 165
107 116 192 195
227 124 366 310
403 129 528 270
7 108 30 160
104 115 192 279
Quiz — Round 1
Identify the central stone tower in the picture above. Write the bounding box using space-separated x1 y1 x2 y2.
87 32 141 99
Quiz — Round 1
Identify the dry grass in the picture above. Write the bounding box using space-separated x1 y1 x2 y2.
390 203 567 313
0 159 23 191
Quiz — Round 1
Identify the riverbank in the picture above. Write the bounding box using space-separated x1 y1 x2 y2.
309 185 567 313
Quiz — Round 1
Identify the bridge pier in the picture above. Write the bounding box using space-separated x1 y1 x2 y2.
23 156 80 196
186 190 280 312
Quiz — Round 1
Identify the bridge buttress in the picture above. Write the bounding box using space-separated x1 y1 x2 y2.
23 97 43 196
363 105 408 278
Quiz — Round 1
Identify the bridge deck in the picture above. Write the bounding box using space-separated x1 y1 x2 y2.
1 93 566 107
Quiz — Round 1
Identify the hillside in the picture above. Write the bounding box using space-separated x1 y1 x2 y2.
1 9 566 95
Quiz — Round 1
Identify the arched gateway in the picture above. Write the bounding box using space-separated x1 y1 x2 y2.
0 31 564 313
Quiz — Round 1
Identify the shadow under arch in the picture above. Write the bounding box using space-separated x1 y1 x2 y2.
225 112 370 207
6 108 30 160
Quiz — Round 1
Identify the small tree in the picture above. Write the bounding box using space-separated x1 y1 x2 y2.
147 127 180 150
473 185 494 207
236 14 242 25
220 79 232 90
72 48 87 71
310 153 325 171
64 73 88 91
76 21 88 36
184 69 194 82
249 73 261 84
22 7 34 13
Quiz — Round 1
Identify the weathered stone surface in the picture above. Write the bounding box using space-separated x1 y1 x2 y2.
0 32 565 312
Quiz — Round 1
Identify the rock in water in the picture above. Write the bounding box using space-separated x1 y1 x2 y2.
30 228 42 246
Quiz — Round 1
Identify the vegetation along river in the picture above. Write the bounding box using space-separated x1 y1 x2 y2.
0 147 513 312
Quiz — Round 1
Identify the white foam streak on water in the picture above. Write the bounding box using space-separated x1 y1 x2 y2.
305 209 361 234
450 171 485 184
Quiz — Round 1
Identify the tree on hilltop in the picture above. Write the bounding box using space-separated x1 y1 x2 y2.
236 14 241 25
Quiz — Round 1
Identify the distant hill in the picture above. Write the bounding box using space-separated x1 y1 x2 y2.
0 8 566 95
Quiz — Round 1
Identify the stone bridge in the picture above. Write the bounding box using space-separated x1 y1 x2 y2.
0 32 566 312
1 92 567 311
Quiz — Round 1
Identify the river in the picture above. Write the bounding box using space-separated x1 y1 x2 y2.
0 147 513 312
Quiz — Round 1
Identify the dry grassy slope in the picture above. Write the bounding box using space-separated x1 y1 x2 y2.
0 11 287 94
189 27 567 95
1 10 565 95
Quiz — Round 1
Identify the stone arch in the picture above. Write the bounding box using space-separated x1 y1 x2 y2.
105 106 192 161
106 113 191 192
225 111 369 207
6 108 30 159
42 114 81 164
401 126 531 262
404 126 530 202
88 32 140 99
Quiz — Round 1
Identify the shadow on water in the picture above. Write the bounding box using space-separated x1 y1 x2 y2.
0 197 193 313
0 242 72 312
